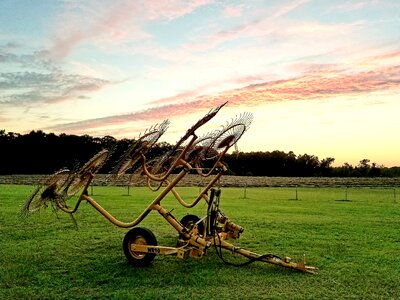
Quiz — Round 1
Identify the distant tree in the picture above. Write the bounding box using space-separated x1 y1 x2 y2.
356 159 371 177
319 157 335 176
381 167 400 177
333 162 353 177
369 162 382 177
296 154 320 176
0 129 397 177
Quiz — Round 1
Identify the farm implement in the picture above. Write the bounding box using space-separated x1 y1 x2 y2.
22 102 317 274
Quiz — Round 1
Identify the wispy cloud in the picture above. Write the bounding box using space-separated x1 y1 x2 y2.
328 0 381 12
47 52 400 134
283 20 365 36
46 0 212 60
147 74 264 106
0 47 59 72
46 1 147 60
0 71 112 105
270 0 310 19
223 5 243 18
215 64 400 106
146 0 213 21
0 46 114 106
184 0 357 53
46 99 215 133
0 114 9 123
366 49 400 65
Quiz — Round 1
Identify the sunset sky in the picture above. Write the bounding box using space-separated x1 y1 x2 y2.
1 0 399 167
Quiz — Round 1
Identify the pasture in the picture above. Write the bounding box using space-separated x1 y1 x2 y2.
1 184 399 299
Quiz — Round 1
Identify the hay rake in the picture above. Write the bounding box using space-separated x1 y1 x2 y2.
22 102 317 274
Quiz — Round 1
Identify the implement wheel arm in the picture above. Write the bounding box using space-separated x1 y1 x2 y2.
216 238 318 274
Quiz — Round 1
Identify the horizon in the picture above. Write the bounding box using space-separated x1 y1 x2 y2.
1 1 399 167
1 128 398 169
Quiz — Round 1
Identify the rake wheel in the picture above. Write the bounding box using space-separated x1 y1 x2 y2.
184 131 218 162
147 103 227 179
203 112 253 159
108 120 170 183
146 151 180 178
170 102 227 155
183 131 220 175
21 168 72 215
66 149 110 196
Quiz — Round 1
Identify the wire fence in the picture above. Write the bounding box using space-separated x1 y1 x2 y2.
1 175 399 203
2 174 400 187
236 185 399 204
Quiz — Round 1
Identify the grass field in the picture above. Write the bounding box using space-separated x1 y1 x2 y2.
1 184 399 299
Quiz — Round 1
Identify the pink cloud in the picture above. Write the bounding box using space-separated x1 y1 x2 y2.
43 45 400 137
270 0 311 19
183 19 273 53
146 0 212 21
148 75 264 105
367 50 400 64
223 5 243 18
47 1 146 59
328 0 381 12
48 31 87 60
0 115 9 122
47 59 400 135
284 20 365 36
46 99 214 133
185 0 357 53
47 1 212 59
213 64 400 107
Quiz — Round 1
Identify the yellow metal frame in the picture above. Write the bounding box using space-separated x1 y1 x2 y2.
54 138 317 274
38 104 317 274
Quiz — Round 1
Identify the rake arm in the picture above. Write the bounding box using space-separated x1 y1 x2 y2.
217 239 318 274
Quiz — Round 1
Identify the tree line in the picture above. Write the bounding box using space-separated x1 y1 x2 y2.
1 130 399 177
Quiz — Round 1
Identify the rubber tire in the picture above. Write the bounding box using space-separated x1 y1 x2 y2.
179 214 205 239
123 227 157 267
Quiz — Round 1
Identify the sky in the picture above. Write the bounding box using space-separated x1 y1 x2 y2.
1 0 399 167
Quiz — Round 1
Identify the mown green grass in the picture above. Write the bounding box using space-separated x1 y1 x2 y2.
1 184 399 299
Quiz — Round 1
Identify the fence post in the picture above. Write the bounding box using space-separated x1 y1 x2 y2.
243 183 247 199
295 185 298 200
394 188 397 203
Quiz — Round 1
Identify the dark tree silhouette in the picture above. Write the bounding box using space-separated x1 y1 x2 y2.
0 129 398 176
